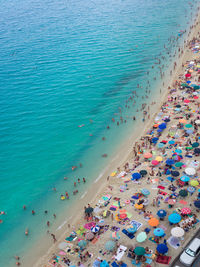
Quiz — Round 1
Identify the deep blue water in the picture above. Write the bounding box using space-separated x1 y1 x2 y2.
0 0 199 265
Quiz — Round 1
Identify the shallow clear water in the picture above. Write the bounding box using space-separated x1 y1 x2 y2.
0 0 199 265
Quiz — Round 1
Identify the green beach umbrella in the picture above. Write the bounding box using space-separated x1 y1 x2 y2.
105 240 116 251
78 240 87 248
185 124 193 128
134 246 145 256
175 162 184 167
179 189 188 197
186 146 193 150
181 83 188 87
194 85 200 90
136 232 147 243
192 142 199 148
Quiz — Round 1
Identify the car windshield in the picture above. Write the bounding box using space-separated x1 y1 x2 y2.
185 248 195 257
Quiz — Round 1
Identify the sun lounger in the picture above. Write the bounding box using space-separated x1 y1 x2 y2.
114 245 127 261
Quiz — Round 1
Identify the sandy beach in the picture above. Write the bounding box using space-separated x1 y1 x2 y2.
20 6 200 267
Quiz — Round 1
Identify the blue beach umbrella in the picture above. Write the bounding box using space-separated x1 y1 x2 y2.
171 171 180 177
180 175 190 182
152 137 159 143
157 209 167 218
168 213 181 224
194 200 200 208
164 118 170 122
175 149 182 154
166 159 175 165
127 225 137 233
132 173 141 180
186 129 194 134
186 81 191 84
157 244 168 254
159 123 167 129
157 143 164 148
78 240 87 248
157 129 163 133
154 228 165 237
169 140 175 145
100 260 109 267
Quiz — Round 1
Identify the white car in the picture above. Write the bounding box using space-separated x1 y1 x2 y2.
180 237 200 266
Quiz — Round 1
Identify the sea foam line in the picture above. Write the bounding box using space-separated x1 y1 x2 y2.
81 191 87 199
56 216 72 231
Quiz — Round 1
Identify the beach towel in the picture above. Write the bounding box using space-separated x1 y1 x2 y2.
131 220 143 230
158 185 165 190
149 236 158 243
159 191 168 196
111 262 127 267
114 245 127 261
84 222 95 230
131 260 141 267
110 206 117 211
156 255 171 264
91 237 99 244
122 229 135 239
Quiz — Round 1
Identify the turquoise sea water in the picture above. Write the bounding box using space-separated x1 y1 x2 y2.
0 0 199 265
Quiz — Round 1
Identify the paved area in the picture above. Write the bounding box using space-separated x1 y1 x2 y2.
171 229 200 267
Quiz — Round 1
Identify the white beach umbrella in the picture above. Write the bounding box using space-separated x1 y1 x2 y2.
58 242 68 250
185 167 196 176
171 227 184 238
195 120 200 125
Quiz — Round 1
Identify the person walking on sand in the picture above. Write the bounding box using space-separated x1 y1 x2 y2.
51 233 57 243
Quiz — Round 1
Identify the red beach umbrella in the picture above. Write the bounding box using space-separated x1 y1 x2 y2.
181 207 191 215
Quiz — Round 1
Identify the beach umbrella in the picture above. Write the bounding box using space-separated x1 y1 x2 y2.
194 148 200 154
195 119 200 125
169 140 175 145
157 244 168 254
187 186 196 193
181 207 191 215
157 209 167 218
85 207 94 214
175 104 181 108
175 162 184 167
157 129 163 133
171 227 184 238
192 142 199 148
168 199 176 205
58 242 68 250
171 171 180 177
132 173 141 180
140 170 147 176
119 213 127 219
175 149 182 154
185 73 191 78
185 167 196 176
136 232 147 242
159 123 167 129
152 137 159 143
179 119 187 124
100 260 109 267
184 99 190 104
134 203 143 210
148 217 159 227
153 228 165 237
190 180 199 187
85 232 94 240
194 96 199 100
179 189 188 197
194 85 200 90
185 124 193 128
194 200 200 208
156 156 163 162
134 246 145 256
144 152 152 159
168 213 181 224
91 225 100 233
166 159 175 165
78 240 87 248
152 160 159 166
141 188 150 196
186 81 191 84
157 143 164 148
105 240 116 251
153 124 159 128
186 130 194 134
180 175 190 182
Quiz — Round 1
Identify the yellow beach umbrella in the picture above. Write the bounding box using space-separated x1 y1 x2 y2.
135 203 143 210
179 119 187 124
156 156 163 162
111 172 116 177
190 180 199 187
